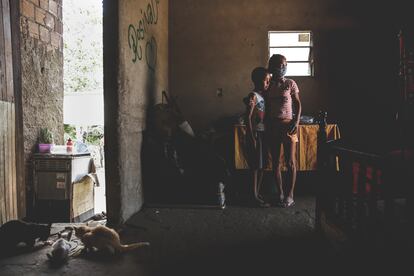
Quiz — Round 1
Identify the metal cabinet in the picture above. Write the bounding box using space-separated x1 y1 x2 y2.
33 153 94 222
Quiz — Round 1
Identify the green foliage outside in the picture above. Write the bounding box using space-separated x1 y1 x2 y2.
64 124 103 146
64 124 77 141
83 125 104 145
63 0 102 93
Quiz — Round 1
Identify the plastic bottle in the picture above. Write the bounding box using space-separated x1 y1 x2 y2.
66 138 73 153
218 182 226 209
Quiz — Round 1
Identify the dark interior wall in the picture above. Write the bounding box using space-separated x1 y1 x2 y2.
20 0 63 216
316 0 413 146
170 0 412 145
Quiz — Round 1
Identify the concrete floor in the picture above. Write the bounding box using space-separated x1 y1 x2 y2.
0 195 410 275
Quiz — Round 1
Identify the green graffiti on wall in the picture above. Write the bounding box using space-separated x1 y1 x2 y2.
128 0 159 71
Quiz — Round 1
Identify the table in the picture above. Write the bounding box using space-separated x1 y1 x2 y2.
234 124 340 171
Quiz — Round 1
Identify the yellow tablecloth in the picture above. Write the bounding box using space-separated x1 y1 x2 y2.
234 124 340 171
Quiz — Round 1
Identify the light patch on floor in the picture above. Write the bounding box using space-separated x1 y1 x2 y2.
94 168 106 214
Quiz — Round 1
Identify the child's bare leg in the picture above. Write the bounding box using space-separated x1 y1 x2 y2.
253 170 264 202
257 170 264 200
275 162 284 201
254 170 268 205
253 170 259 200
254 169 270 207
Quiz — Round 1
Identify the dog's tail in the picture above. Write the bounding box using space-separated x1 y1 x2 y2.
119 242 150 252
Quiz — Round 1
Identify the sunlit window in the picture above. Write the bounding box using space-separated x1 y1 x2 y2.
268 31 313 76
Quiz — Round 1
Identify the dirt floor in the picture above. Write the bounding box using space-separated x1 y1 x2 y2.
0 195 411 276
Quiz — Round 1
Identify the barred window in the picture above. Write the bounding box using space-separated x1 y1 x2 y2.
268 31 313 76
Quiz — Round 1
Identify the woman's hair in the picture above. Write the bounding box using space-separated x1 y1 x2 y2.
251 67 269 86
268 54 286 70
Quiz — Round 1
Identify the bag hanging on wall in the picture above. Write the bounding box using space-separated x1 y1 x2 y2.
149 90 195 139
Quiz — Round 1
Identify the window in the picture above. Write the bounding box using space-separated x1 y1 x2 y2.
268 31 313 76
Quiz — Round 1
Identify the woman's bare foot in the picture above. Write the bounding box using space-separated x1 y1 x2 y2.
284 197 295 208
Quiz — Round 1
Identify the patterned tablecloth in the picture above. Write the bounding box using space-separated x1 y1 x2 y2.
234 124 340 171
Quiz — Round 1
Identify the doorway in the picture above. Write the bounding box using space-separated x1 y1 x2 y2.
62 0 105 216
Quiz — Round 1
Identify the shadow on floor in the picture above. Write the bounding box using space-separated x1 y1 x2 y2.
1 194 411 276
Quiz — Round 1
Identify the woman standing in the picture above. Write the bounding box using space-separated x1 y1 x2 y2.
265 54 302 207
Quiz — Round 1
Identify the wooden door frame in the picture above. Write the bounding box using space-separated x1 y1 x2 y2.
9 0 24 218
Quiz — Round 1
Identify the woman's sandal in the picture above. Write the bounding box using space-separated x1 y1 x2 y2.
284 198 295 208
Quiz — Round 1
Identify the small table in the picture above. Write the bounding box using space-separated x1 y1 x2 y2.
234 124 341 171
33 152 94 222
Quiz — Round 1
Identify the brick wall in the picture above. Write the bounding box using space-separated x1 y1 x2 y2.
20 0 63 52
19 0 64 218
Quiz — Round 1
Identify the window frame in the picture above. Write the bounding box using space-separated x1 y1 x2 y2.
268 31 314 77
